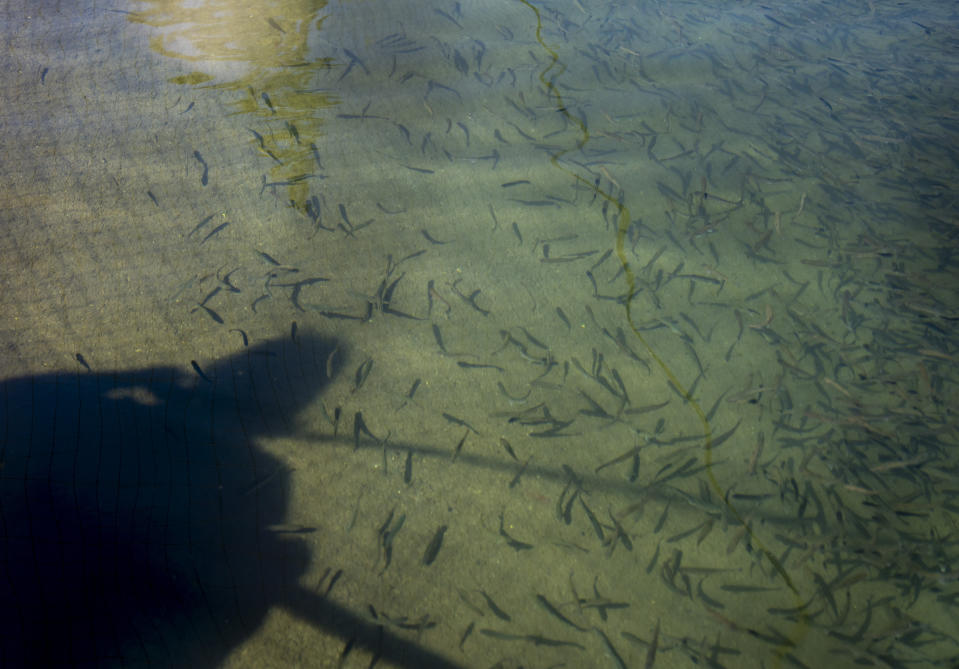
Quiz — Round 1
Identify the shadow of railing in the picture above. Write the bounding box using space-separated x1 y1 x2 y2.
0 325 815 668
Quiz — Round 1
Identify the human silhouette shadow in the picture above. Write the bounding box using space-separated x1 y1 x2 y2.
0 334 330 666
0 332 463 668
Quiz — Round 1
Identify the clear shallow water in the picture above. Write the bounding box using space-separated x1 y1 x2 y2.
1 1 958 667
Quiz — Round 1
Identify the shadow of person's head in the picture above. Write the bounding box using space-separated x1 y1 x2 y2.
0 332 338 666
